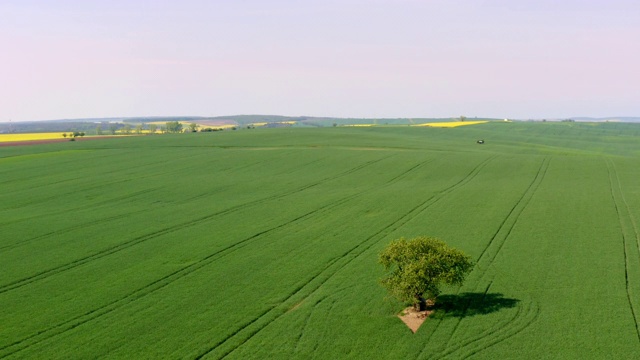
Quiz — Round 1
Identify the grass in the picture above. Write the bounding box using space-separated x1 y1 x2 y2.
1 122 640 358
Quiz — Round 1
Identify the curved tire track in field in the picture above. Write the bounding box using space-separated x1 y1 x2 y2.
194 156 496 359
0 150 117 187
419 283 540 360
0 211 144 252
0 148 270 228
0 155 410 357
0 191 369 358
422 157 550 359
0 187 167 252
0 152 312 230
433 298 540 360
0 182 236 252
0 150 178 205
0 157 393 295
0 186 153 228
384 159 435 184
2 160 201 212
0 151 120 191
606 159 640 342
0 155 480 358
292 295 328 354
473 157 550 274
0 148 234 215
292 284 356 353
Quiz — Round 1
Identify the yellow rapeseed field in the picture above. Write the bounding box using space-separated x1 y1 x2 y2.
210 124 237 130
413 121 489 127
0 133 67 142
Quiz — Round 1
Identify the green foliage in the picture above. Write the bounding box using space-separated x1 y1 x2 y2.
379 237 473 309
166 121 183 133
148 124 157 134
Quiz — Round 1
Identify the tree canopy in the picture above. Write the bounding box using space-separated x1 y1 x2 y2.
166 121 183 133
379 236 474 310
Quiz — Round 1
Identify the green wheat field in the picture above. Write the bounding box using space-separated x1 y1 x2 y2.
2 121 640 359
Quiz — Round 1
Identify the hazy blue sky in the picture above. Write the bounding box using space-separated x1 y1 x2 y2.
1 0 639 121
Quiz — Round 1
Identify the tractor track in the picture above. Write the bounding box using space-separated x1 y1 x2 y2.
0 151 282 230
435 298 540 360
606 158 640 343
0 157 394 295
2 161 204 212
0 149 179 197
0 148 237 214
419 157 550 359
2 155 486 358
1 153 372 250
0 192 363 358
1 155 419 357
0 186 173 252
474 157 550 273
195 156 496 359
384 159 435 184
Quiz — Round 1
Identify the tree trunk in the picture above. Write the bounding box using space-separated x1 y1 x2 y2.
414 296 427 311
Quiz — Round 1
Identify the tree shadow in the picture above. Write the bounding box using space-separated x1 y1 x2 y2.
431 292 519 318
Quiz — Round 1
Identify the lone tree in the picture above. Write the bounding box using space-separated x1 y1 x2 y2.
379 236 473 311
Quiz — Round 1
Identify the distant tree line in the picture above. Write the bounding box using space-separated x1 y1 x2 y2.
165 121 183 133
0 121 98 134
62 132 85 141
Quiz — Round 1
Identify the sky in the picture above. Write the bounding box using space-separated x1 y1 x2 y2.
1 0 639 121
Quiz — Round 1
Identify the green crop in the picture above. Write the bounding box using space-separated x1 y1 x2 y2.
1 122 640 359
